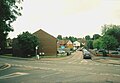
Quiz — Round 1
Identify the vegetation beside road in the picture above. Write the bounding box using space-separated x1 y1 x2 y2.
89 49 120 58
0 0 23 55
14 31 39 58
0 53 70 60
85 25 120 58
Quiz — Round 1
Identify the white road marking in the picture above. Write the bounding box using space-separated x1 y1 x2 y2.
113 74 120 77
107 64 113 66
113 65 120 67
89 72 120 77
68 59 78 64
0 63 11 70
99 73 110 76
94 63 100 65
12 64 64 72
0 72 29 79
41 72 61 78
81 59 88 63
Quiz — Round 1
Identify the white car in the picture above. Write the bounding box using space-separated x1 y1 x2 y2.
57 50 66 54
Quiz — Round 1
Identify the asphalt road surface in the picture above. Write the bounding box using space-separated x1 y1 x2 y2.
0 51 120 83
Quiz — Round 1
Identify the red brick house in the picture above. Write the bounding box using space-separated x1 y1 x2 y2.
33 29 57 56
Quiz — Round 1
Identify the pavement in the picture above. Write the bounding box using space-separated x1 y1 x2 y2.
0 52 76 61
92 55 120 65
0 52 120 65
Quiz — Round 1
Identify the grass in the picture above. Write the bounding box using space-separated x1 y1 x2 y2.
2 54 13 57
1 53 69 59
33 54 68 58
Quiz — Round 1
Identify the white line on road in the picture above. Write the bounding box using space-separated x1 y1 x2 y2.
41 72 61 78
89 72 120 77
107 64 113 66
113 65 120 67
94 63 100 65
0 63 11 71
12 64 64 72
0 72 29 79
81 59 88 63
68 59 78 64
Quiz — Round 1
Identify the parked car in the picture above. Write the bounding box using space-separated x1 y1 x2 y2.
117 48 120 51
97 49 109 54
82 49 91 59
57 49 66 54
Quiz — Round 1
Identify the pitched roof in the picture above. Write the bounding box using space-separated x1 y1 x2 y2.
57 40 72 45
33 29 56 39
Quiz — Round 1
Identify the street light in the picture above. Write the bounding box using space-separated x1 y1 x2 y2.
35 46 39 60
35 46 38 55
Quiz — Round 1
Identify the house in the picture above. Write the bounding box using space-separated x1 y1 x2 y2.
77 38 87 46
73 41 80 49
57 40 73 49
66 40 73 49
33 29 57 56
57 40 68 48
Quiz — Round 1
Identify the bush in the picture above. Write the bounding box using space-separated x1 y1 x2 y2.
13 31 39 58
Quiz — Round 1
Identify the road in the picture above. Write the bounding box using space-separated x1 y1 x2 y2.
0 51 120 83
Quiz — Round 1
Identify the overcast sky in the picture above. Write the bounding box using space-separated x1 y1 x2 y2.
9 0 120 38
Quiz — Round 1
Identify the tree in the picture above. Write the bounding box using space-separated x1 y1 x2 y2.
0 0 23 54
69 36 77 43
101 24 110 35
101 35 118 52
102 24 120 46
85 35 91 40
63 36 69 40
93 34 101 40
17 31 39 57
86 40 93 49
93 38 102 50
57 35 62 40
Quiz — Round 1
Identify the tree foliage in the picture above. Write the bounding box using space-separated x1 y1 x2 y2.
57 35 62 40
93 35 118 51
102 24 120 46
0 0 23 54
86 40 93 49
69 36 77 43
93 38 102 50
93 34 101 40
85 35 91 40
17 31 39 57
101 35 118 51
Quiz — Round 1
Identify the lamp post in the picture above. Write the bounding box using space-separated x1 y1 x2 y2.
36 46 39 60
35 46 38 55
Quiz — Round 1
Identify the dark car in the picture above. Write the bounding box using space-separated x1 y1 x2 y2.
82 49 91 59
97 49 109 54
117 48 120 51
